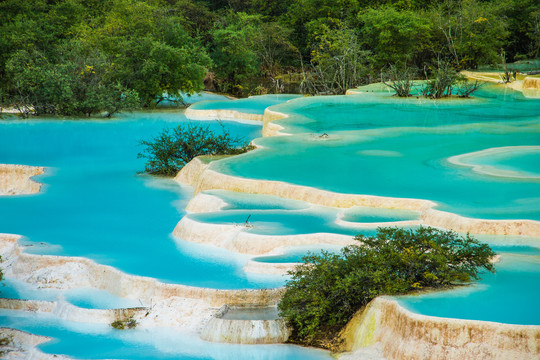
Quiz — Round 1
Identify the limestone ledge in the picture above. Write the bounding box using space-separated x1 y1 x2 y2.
0 298 147 327
201 316 290 344
173 216 355 255
185 107 264 122
262 108 291 137
0 328 71 360
177 159 435 211
176 157 540 237
339 297 540 360
243 260 298 275
522 77 540 98
422 208 540 237
0 164 44 196
185 191 227 213
0 234 282 324
461 71 540 99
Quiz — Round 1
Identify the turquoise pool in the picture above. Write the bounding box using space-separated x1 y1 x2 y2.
398 251 540 325
188 94 303 114
1 85 539 357
211 87 540 221
0 112 282 289
0 309 331 359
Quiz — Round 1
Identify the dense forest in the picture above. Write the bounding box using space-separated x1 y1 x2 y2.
0 0 538 116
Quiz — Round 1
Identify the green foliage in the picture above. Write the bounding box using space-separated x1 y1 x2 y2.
358 7 432 68
301 23 370 95
210 12 262 95
0 0 535 106
278 227 496 346
418 62 484 98
138 123 254 176
0 0 211 115
5 41 140 117
111 316 137 330
433 0 509 69
381 64 416 97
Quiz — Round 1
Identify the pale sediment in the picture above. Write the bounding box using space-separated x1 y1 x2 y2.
185 107 264 122
176 157 540 237
201 317 290 344
335 218 421 230
447 146 540 180
243 260 298 275
339 297 540 360
522 77 540 98
0 328 69 360
173 216 355 255
422 208 540 237
0 164 44 195
262 108 291 137
185 191 227 213
0 298 147 326
0 233 282 335
177 159 435 211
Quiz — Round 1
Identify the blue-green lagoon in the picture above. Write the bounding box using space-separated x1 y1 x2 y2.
1 85 539 358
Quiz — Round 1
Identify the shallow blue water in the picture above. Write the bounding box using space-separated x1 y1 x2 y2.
0 112 285 289
189 94 303 114
471 149 540 177
212 87 540 221
190 190 419 236
398 252 540 325
253 244 344 263
0 310 332 360
189 209 410 237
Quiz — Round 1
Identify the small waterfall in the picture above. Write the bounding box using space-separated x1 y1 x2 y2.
52 299 75 320
201 305 291 344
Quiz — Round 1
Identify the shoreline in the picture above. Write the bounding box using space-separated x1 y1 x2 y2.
176 157 540 238
3 81 540 359
339 297 540 360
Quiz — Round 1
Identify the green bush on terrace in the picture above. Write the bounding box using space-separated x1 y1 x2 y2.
138 123 254 176
278 226 496 347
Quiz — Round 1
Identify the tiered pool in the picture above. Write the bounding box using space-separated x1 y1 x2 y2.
1 84 539 358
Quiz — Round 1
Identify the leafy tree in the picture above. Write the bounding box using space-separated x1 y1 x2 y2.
278 227 495 346
84 0 211 106
301 23 370 95
381 64 416 97
358 7 433 68
138 123 254 176
432 0 509 69
4 41 140 117
209 11 262 94
418 61 484 98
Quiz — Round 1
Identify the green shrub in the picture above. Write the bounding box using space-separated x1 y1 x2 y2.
278 226 496 347
138 122 254 176
111 320 125 330
111 317 137 330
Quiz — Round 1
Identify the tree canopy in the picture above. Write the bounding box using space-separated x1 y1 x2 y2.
278 227 496 347
138 123 254 176
1 0 537 110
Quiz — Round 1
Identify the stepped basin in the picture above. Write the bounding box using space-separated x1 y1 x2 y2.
188 94 302 115
0 309 329 359
201 305 290 344
186 191 420 237
448 146 540 180
1 278 140 310
397 251 540 325
188 209 375 236
0 113 286 289
252 244 343 264
212 95 540 221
